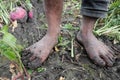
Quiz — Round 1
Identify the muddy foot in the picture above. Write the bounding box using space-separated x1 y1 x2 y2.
76 32 115 67
21 34 58 69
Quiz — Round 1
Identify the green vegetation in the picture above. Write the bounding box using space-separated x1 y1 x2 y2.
94 0 120 43
0 0 33 78
0 0 32 25
0 25 24 73
58 0 120 59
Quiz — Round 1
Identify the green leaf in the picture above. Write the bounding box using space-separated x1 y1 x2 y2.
0 25 23 62
0 41 17 61
0 25 9 33
110 0 120 9
3 50 17 61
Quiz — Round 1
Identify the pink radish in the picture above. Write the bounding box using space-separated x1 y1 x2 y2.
10 7 27 21
28 10 33 19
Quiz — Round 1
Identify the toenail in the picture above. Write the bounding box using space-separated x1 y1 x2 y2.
28 62 31 66
33 47 36 49
108 63 113 67
100 61 105 65
29 56 36 61
114 57 117 60
39 50 41 53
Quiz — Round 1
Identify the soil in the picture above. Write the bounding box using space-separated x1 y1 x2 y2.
0 0 120 80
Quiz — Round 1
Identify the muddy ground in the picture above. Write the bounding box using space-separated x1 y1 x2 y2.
0 0 120 80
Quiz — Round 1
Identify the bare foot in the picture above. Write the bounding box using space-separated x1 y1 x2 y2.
21 34 58 69
76 32 115 67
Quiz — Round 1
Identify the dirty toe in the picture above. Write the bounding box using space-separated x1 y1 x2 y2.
91 55 105 67
107 53 115 62
101 55 113 67
27 58 42 69
108 48 115 56
21 50 33 61
22 60 28 66
21 49 32 56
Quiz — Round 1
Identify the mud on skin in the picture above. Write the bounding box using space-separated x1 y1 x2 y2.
21 34 58 69
21 49 42 69
20 1 116 68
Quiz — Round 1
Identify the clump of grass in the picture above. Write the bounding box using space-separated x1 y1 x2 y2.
94 0 120 43
0 1 11 24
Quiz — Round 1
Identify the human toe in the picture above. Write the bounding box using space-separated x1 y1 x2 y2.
101 54 114 67
27 58 42 69
91 55 106 67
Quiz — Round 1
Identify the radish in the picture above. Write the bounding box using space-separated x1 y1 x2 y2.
28 10 33 19
10 7 27 22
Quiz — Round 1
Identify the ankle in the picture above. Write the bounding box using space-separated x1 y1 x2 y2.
47 27 60 36
80 30 93 38
46 32 59 39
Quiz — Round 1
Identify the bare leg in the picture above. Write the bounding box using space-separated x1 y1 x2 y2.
21 0 63 69
76 16 115 66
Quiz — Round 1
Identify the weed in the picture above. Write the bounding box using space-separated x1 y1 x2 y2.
0 25 24 74
0 0 33 79
94 0 120 43
37 67 46 73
